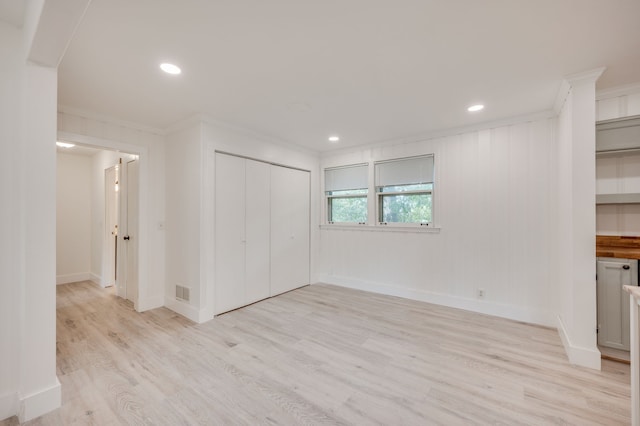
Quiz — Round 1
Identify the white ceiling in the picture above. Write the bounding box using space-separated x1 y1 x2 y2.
0 0 24 27
57 0 640 152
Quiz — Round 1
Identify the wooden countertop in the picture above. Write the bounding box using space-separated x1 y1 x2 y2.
597 235 640 260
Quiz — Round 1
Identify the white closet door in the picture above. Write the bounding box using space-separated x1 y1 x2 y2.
270 166 310 296
245 159 271 304
215 154 246 314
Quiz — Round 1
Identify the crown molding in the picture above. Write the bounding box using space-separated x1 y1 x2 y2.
57 105 166 135
552 67 607 113
166 113 320 157
564 67 606 86
597 82 640 100
321 109 556 159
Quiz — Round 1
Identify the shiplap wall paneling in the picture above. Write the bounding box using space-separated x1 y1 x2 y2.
318 118 555 326
270 166 310 296
597 92 640 121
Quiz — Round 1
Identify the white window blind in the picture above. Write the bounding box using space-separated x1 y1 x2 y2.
325 164 368 192
375 155 434 187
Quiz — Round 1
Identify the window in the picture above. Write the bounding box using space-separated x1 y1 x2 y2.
375 155 434 226
325 164 368 224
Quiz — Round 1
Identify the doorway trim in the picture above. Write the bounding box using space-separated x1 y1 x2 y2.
57 131 149 312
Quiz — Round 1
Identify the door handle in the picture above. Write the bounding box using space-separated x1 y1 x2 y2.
623 265 630 270
124 236 130 241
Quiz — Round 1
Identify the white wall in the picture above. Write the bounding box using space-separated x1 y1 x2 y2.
164 117 320 322
57 110 166 312
0 1 74 418
56 152 92 284
596 83 640 236
554 70 602 370
0 19 24 422
319 117 556 326
0 0 91 419
165 123 203 319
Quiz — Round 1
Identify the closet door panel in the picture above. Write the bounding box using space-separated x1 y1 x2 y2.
270 166 310 296
245 159 271 304
214 154 246 314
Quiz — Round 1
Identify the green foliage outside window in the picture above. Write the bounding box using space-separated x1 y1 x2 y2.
329 197 368 223
378 183 433 224
380 193 432 223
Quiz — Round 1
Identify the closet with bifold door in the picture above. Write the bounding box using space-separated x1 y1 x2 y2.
214 152 310 315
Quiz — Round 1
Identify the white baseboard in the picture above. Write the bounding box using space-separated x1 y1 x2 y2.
164 297 213 323
56 272 91 285
0 391 17 421
556 315 602 370
18 378 61 422
318 275 556 328
137 295 164 312
90 273 101 286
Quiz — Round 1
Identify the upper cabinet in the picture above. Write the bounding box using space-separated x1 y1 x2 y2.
596 115 640 205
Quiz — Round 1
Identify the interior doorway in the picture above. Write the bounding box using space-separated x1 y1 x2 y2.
55 143 140 305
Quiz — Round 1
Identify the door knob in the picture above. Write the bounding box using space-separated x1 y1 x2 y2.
124 236 130 241
623 265 630 270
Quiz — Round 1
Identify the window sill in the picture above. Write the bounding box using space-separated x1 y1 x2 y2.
319 224 441 233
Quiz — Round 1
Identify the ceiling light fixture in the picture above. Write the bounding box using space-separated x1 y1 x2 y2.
328 136 340 142
467 104 485 112
160 63 181 75
56 141 75 148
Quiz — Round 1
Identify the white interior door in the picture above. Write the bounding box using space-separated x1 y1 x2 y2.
597 259 633 350
270 166 310 296
104 165 119 287
215 153 246 314
124 160 139 304
245 159 271 304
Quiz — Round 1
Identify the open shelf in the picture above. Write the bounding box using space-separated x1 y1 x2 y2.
596 193 640 205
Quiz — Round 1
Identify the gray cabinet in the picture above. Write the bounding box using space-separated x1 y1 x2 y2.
597 257 639 350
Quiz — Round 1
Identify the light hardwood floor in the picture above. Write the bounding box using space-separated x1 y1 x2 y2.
2 281 631 425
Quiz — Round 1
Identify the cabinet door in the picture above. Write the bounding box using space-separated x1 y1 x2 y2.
597 260 633 350
245 159 271 304
215 154 246 314
270 166 310 296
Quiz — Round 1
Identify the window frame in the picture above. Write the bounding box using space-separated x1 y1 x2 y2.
324 164 369 225
374 155 435 227
326 191 368 225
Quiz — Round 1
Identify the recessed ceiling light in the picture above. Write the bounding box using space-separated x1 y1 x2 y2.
56 141 75 148
160 63 181 75
467 104 485 112
328 136 340 142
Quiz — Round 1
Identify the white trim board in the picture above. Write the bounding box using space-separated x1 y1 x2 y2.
18 378 61 423
318 275 556 328
58 105 164 136
319 109 556 159
56 272 91 285
90 273 101 286
164 297 212 324
0 392 17 422
138 295 164 312
556 315 602 370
